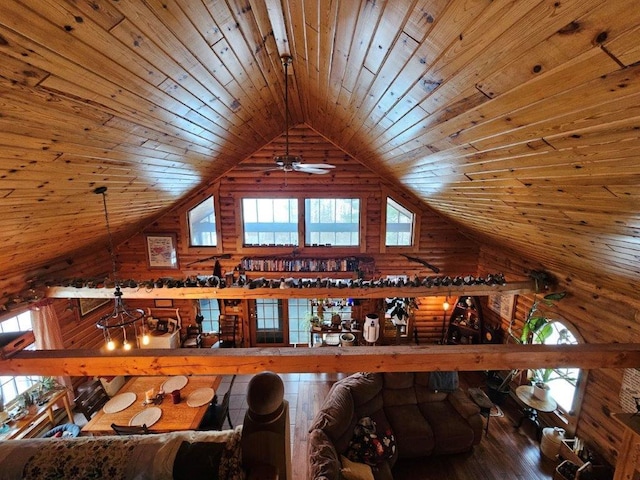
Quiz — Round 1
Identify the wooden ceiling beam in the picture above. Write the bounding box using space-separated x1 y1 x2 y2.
2 343 639 377
45 280 535 300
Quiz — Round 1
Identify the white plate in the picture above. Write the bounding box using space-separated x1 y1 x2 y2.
186 387 215 408
129 406 162 427
103 392 137 414
162 375 188 392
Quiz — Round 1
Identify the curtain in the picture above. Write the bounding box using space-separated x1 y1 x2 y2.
31 300 75 405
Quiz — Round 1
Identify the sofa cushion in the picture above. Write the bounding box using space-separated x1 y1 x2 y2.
340 455 374 480
345 416 396 466
419 401 475 454
342 373 384 408
383 404 434 458
308 429 341 480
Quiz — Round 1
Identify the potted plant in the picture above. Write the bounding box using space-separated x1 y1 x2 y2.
531 368 554 401
490 290 566 399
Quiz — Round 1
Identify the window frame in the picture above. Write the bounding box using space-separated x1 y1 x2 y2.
380 190 420 253
187 195 218 248
0 310 40 409
237 194 366 254
241 197 300 248
180 185 223 256
532 318 586 435
304 197 361 248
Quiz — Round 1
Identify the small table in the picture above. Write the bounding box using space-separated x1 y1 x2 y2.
515 385 557 440
468 388 494 436
82 375 220 435
0 389 74 440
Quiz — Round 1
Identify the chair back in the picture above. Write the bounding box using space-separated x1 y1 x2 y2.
182 324 202 347
219 315 239 347
110 423 150 435
199 374 236 430
74 379 110 422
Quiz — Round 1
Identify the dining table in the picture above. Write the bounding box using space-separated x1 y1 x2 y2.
81 375 221 436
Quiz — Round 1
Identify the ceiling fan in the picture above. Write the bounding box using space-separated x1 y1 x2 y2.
271 56 335 175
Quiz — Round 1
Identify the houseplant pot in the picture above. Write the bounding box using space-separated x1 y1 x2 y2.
533 382 551 401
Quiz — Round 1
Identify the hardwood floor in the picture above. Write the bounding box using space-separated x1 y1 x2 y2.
266 371 557 480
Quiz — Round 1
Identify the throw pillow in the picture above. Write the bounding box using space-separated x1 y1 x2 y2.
340 455 374 480
345 416 396 466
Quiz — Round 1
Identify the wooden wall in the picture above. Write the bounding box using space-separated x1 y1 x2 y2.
106 127 482 340
479 245 640 466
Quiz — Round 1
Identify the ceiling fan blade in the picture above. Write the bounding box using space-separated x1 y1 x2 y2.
295 163 335 170
293 165 334 174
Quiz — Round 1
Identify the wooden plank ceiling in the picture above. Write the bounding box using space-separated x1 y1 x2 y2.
0 1 639 296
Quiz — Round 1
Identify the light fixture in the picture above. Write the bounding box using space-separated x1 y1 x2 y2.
94 186 145 351
272 56 335 175
440 296 451 345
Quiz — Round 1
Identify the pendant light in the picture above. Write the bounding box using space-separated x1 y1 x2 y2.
94 186 145 350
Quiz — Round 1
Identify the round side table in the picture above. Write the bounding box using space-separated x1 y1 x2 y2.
515 385 557 441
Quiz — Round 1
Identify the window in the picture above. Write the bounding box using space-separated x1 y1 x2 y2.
288 299 310 345
188 197 217 246
531 320 580 413
255 299 285 344
242 198 298 246
0 311 39 407
198 299 221 334
386 197 415 246
305 198 360 246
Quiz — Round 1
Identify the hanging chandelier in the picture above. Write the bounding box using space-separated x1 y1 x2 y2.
93 186 147 351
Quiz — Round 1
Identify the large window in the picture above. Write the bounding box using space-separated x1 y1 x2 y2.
305 198 360 246
188 197 217 246
242 198 298 246
531 320 580 413
386 197 415 246
0 312 39 407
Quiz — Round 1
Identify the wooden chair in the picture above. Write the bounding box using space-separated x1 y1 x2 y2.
218 314 239 348
74 379 110 422
199 375 236 430
110 423 150 435
181 324 202 348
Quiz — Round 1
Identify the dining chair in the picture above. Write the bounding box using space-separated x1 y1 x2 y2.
74 379 110 422
182 324 202 348
110 423 150 435
199 374 236 430
218 314 239 348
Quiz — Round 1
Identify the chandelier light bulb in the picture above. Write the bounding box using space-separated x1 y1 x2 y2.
106 339 116 351
142 334 150 346
443 300 450 311
123 340 132 351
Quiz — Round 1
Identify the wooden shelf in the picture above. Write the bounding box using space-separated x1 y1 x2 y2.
46 280 535 300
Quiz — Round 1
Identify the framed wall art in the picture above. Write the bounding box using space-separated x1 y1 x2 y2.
487 293 516 321
79 298 110 317
145 233 178 269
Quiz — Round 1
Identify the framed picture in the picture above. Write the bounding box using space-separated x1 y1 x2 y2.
79 298 110 317
145 233 178 269
487 294 516 321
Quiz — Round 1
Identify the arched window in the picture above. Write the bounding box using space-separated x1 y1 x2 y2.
531 319 583 419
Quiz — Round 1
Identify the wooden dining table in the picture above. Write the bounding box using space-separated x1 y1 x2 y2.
81 375 221 435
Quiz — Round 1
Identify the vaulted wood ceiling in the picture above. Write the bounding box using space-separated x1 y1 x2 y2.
1 1 639 297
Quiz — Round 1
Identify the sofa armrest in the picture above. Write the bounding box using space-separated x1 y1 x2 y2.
447 389 480 419
308 429 342 480
447 389 484 444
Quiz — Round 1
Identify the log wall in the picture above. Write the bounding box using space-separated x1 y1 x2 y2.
479 245 640 466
